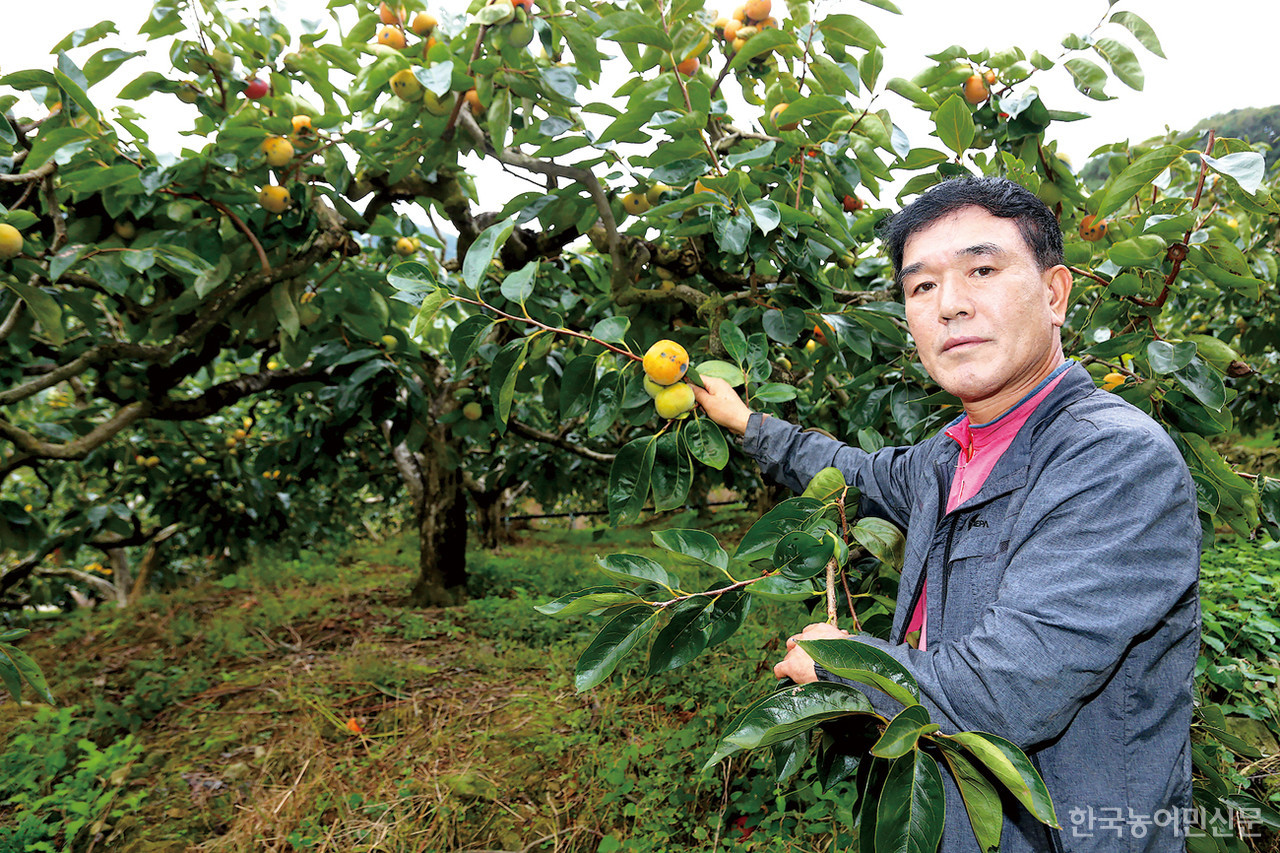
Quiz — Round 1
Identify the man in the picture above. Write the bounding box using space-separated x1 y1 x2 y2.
692 176 1200 853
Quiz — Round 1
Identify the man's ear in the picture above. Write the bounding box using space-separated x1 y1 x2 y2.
1046 265 1072 327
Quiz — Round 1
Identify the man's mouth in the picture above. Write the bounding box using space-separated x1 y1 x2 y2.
942 336 987 352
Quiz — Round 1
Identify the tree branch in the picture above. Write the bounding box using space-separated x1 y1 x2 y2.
507 418 616 464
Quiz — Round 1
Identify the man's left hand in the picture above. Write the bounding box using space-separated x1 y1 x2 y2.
774 622 851 683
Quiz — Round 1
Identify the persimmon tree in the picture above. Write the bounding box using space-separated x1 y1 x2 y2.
3 0 1280 841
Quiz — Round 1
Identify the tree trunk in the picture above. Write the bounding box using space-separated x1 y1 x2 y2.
387 425 469 607
473 487 514 550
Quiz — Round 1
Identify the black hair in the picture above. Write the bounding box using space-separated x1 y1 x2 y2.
880 176 1064 281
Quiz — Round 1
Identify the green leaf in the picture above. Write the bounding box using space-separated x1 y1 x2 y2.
1109 11 1165 58
695 360 744 386
773 531 832 581
0 629 29 643
1201 151 1265 195
819 14 882 50
271 281 300 341
705 681 875 768
608 436 657 525
574 605 659 692
591 316 630 345
490 338 531 427
735 497 826 562
682 418 729 470
647 598 712 675
560 355 597 420
937 740 1005 853
651 431 693 512
728 28 793 71
2 279 64 346
586 370 623 437
1174 358 1227 411
1106 235 1166 267
718 320 749 363
747 199 782 235
410 290 448 339
852 517 906 569
0 654 22 703
802 467 848 503
596 553 679 590
1092 38 1143 91
1146 339 1197 374
0 113 15 146
0 644 54 705
1097 146 1183 219
887 77 938 110
499 261 538 304
943 731 1059 827
54 67 99 123
875 751 946 853
462 217 516 290
449 315 495 368
706 588 751 646
871 704 940 759
1063 57 1112 101
652 529 729 571
536 586 644 618
933 93 974 155
798 638 920 707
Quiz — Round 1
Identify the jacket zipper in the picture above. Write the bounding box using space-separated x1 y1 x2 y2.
1029 754 1066 853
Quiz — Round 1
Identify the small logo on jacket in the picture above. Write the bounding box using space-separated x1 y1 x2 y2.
967 514 988 530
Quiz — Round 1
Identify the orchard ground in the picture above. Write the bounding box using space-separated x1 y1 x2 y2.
2 512 1279 853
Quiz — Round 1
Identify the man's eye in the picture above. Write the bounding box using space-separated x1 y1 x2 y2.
973 266 995 277
909 281 934 295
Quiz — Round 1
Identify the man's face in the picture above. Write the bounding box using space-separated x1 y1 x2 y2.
899 206 1070 422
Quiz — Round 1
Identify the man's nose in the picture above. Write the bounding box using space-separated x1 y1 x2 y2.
937 276 974 321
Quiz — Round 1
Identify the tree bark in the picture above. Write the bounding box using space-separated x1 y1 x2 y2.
408 440 469 606
472 487 513 550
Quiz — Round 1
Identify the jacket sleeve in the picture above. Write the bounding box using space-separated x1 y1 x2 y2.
743 413 921 531
817 421 1201 748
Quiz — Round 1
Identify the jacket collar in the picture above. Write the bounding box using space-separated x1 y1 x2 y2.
929 361 1096 511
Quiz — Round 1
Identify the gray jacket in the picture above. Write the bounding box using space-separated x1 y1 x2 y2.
743 363 1200 853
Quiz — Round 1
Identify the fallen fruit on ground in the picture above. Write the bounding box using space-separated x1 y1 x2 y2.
261 136 294 167
654 382 696 419
1079 214 1108 241
258 186 291 213
643 340 690 386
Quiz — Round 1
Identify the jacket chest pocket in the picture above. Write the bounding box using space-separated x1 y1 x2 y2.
941 512 1012 635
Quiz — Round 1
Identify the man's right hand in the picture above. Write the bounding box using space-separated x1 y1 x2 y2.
691 376 755 436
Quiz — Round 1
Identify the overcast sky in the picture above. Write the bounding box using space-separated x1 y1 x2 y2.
4 0 1277 210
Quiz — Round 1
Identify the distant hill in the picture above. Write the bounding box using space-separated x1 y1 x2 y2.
1080 103 1280 186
